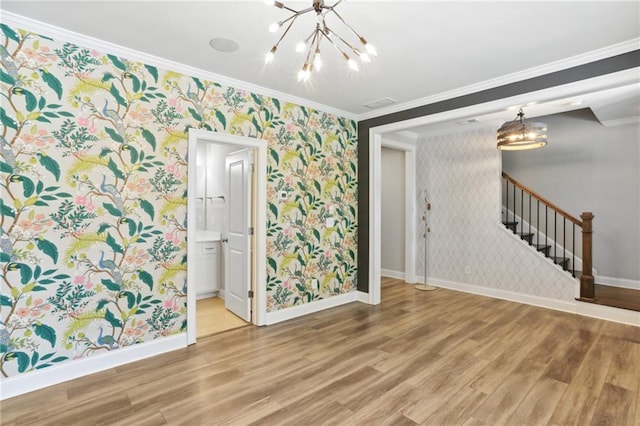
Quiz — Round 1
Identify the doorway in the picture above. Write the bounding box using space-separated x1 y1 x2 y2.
380 146 406 280
187 129 268 344
367 135 417 304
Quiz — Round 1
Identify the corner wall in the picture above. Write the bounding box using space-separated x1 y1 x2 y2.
0 19 357 388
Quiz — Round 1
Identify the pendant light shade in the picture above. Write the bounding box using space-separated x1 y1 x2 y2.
497 108 548 151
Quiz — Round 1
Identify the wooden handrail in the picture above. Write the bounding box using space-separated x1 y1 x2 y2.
502 172 583 227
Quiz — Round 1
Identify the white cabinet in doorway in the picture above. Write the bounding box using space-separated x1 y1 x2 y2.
195 240 220 299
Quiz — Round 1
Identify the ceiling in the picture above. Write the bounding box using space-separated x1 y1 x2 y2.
2 1 640 124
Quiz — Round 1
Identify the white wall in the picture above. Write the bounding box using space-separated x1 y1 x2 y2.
195 141 237 234
416 127 576 301
205 143 237 233
502 109 640 283
381 147 405 275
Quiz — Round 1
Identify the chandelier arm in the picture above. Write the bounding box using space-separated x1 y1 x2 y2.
329 8 364 40
304 30 320 66
320 28 349 58
294 6 316 15
323 24 360 55
314 27 322 52
273 14 300 49
278 13 298 27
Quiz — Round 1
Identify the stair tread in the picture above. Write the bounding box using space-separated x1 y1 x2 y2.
533 244 552 254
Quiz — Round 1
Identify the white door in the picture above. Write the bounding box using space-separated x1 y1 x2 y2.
224 149 253 321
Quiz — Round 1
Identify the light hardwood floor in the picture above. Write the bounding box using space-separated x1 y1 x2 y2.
196 297 249 338
2 277 639 425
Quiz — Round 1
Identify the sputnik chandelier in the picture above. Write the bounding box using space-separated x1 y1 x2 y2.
264 0 377 81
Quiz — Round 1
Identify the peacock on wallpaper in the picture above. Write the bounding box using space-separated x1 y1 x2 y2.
0 23 357 378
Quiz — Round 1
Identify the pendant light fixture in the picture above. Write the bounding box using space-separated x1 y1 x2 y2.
264 0 377 82
497 108 548 150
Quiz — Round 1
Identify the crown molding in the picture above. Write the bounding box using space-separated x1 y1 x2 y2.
1 11 357 121
357 38 640 122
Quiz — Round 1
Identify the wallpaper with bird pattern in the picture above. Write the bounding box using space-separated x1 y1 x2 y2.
0 23 358 378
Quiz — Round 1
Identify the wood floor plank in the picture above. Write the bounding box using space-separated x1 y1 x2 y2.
606 339 640 392
420 384 489 425
2 277 638 425
549 334 616 425
635 385 640 426
590 383 636 426
505 376 568 425
470 360 547 424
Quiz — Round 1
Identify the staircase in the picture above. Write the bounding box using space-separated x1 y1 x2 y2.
501 172 595 298
502 220 573 272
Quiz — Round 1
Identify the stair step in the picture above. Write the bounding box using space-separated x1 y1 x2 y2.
552 257 570 270
533 244 551 255
517 232 534 243
502 222 518 232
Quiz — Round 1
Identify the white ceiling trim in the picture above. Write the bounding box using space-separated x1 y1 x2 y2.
372 67 640 137
2 11 358 121
357 38 640 122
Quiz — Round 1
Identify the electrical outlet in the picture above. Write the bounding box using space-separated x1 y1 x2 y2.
326 217 335 227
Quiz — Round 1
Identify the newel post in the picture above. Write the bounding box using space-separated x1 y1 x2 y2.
580 212 594 300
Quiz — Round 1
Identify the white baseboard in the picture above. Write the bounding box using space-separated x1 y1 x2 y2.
1 334 186 400
264 292 358 325
380 268 405 280
596 276 640 290
357 291 371 303
427 277 639 327
576 300 640 326
196 290 218 300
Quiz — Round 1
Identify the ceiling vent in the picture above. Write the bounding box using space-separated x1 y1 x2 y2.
455 118 481 125
363 97 397 109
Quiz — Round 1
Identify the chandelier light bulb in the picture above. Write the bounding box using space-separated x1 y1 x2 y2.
347 58 359 71
313 53 322 71
269 22 281 33
295 42 306 53
354 49 371 63
298 63 311 82
265 51 275 64
265 46 277 64
365 43 377 56
265 0 285 8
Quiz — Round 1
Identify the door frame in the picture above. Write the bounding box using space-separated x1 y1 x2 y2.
368 135 417 304
379 140 418 286
187 129 268 344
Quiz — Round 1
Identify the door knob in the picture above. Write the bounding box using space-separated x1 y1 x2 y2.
221 238 229 243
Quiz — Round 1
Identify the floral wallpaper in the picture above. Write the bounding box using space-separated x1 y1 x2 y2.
0 23 357 378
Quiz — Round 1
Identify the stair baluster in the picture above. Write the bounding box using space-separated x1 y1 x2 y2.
501 172 594 299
